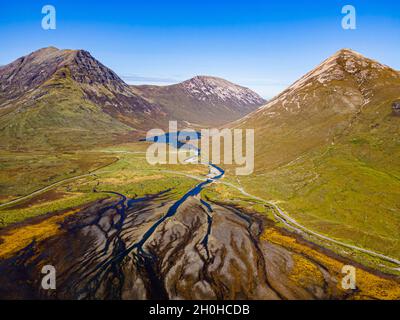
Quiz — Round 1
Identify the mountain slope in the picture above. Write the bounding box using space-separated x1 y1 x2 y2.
132 76 265 126
237 49 400 170
234 49 400 261
0 47 167 150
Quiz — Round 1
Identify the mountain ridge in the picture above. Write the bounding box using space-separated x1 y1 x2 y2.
132 75 265 126
241 49 399 121
0 47 264 150
232 48 400 260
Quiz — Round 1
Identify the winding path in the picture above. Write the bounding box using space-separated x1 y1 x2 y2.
223 182 400 267
162 169 400 268
0 157 119 210
0 173 96 209
2 150 399 269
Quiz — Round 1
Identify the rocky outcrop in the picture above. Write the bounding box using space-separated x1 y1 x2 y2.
0 47 69 100
180 76 265 106
393 101 400 116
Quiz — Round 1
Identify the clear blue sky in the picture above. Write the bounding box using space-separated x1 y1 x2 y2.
1 0 399 98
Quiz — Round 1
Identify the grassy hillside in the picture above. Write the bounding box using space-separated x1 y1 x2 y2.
0 142 208 227
232 49 400 259
0 67 133 151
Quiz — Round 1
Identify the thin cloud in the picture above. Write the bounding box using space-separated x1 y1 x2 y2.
122 74 181 84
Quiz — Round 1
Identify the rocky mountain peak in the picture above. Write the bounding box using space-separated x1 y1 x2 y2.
277 49 399 98
30 46 60 57
249 49 400 120
179 75 265 105
0 47 69 99
184 75 230 85
67 49 130 93
332 48 365 59
0 47 132 100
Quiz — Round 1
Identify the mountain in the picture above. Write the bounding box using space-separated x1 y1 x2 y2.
0 47 166 150
234 49 400 260
0 47 164 120
132 76 265 126
237 49 400 169
0 48 264 150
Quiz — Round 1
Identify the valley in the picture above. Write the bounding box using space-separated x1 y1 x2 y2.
0 143 399 299
0 47 399 300
0 140 399 299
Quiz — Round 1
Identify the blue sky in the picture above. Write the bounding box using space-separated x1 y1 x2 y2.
1 0 399 98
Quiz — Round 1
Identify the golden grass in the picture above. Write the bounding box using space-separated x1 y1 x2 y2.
261 228 400 300
0 209 78 259
100 174 165 185
289 253 325 288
